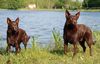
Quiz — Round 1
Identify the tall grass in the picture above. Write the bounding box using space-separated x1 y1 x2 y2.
0 31 100 64
52 28 63 50
31 36 38 49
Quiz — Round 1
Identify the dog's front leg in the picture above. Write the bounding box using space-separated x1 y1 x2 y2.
64 37 68 54
73 42 77 57
64 43 68 54
63 34 68 54
15 41 19 54
6 44 11 53
16 35 22 53
6 38 11 53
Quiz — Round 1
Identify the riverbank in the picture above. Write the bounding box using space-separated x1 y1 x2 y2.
18 8 100 12
0 8 100 12
0 31 100 64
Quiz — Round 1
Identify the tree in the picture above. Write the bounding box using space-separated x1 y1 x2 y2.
0 0 29 9
83 0 100 8
53 0 65 9
0 0 8 9
64 0 82 10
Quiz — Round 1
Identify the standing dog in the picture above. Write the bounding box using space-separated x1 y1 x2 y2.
63 10 95 57
7 17 30 54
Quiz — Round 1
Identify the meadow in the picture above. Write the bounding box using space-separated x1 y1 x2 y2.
0 29 100 64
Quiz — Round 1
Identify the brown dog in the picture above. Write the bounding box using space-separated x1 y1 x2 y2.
63 10 95 57
6 17 30 54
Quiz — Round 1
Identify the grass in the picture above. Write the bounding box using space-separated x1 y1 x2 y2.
80 9 100 12
0 30 100 64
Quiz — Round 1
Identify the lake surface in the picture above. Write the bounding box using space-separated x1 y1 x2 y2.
0 10 100 47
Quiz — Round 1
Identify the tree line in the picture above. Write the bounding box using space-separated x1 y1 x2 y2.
83 0 100 9
0 0 99 10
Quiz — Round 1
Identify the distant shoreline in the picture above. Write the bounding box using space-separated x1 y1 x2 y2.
0 8 100 12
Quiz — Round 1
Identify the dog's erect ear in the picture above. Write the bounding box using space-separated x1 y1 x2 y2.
65 10 70 17
75 11 80 20
15 17 19 24
7 17 12 24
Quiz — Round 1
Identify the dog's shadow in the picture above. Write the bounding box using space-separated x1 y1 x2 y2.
0 47 16 55
0 47 7 55
50 49 64 56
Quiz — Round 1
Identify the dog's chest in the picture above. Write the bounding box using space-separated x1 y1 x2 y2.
9 35 17 44
66 30 84 42
66 32 77 41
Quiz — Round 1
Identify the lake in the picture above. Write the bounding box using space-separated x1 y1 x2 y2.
0 10 100 47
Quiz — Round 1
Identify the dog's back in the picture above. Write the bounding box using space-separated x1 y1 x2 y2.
18 28 30 45
77 24 93 42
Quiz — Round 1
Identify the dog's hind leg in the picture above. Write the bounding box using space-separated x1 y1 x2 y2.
23 43 27 50
86 39 93 56
18 44 21 52
79 40 86 53
23 36 30 50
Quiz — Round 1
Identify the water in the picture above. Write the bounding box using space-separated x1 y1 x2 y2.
0 10 100 47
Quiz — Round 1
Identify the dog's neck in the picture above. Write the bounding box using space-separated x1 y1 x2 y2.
65 24 78 33
8 26 19 35
12 30 18 35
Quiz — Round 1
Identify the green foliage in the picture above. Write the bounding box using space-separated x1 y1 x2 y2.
33 0 55 9
65 0 82 10
0 0 83 9
0 0 100 9
0 0 25 9
83 0 100 8
53 0 64 9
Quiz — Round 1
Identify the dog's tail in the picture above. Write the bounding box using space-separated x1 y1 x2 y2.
28 36 30 42
24 35 30 44
92 35 96 45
